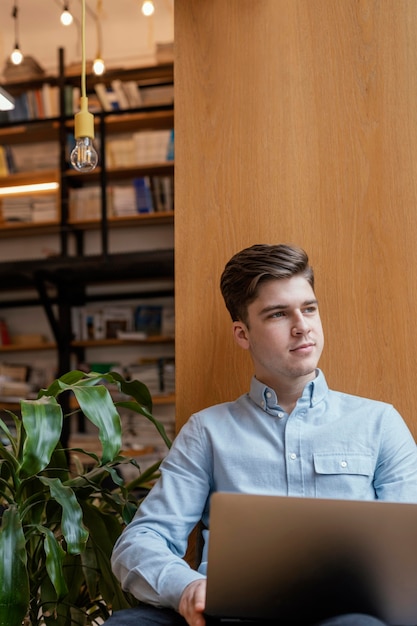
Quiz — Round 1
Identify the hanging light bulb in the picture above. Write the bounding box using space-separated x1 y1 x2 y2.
141 1 155 16
70 0 98 172
60 3 74 26
93 56 105 76
10 45 23 65
93 0 105 76
10 2 23 65
70 97 98 172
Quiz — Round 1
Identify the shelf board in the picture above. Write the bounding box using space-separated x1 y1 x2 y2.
72 336 174 348
68 211 174 229
0 222 61 238
64 161 174 184
0 335 174 352
0 119 60 144
0 248 174 291
0 169 60 188
0 341 56 353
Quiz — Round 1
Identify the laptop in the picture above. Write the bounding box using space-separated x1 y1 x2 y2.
204 492 417 625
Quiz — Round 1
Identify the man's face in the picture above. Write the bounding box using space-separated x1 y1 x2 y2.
232 275 324 387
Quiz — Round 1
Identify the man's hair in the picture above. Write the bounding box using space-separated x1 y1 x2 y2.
220 243 314 324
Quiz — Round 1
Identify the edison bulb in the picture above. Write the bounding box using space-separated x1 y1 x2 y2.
70 137 98 172
93 57 105 76
142 1 155 16
60 9 73 26
10 46 23 65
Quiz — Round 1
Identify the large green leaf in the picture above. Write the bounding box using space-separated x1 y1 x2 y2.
0 506 30 626
37 524 68 599
20 397 63 477
71 385 122 463
39 477 89 554
38 370 93 398
106 371 153 411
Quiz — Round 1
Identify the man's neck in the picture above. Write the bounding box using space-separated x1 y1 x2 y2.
261 372 316 414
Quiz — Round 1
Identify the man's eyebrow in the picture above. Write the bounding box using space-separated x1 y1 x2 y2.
258 299 319 315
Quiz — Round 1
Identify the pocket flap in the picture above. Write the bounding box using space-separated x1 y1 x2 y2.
313 453 372 476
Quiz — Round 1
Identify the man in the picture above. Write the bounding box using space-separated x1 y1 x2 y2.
110 244 417 626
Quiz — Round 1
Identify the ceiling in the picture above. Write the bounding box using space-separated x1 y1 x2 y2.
0 0 174 79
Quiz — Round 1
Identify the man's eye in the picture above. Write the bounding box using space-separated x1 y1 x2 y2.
304 307 317 314
271 311 285 318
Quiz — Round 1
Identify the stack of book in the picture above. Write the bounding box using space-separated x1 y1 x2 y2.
69 186 112 222
106 129 174 168
1 195 57 224
2 142 59 173
93 79 173 112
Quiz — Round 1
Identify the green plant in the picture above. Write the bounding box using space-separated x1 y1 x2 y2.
0 369 172 626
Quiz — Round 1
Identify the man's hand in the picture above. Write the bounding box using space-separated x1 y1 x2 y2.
178 579 207 626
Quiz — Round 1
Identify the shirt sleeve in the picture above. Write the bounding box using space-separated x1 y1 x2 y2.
374 405 417 502
111 413 211 610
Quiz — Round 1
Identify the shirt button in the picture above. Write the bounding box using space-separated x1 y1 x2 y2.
266 391 272 398
340 460 348 468
261 401 265 407
277 412 285 419
290 453 297 460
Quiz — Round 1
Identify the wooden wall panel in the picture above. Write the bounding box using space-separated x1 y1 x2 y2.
174 0 417 436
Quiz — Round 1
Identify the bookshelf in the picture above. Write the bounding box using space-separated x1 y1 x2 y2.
0 49 175 452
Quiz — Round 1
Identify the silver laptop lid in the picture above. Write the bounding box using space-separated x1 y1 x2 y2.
205 492 417 625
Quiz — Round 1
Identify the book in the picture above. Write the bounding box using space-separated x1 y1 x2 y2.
133 176 154 213
123 81 143 107
111 79 130 109
134 305 162 335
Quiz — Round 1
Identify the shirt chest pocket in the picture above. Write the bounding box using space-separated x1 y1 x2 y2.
313 453 374 499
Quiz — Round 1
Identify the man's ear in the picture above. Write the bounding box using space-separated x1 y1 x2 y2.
232 321 250 350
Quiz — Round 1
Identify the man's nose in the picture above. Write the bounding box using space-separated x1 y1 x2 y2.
291 313 310 335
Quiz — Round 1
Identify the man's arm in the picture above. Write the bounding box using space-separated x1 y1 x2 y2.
111 413 211 609
179 579 207 626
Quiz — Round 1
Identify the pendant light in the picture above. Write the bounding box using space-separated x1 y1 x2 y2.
141 1 155 16
10 1 23 65
70 0 98 172
93 0 105 76
60 3 74 26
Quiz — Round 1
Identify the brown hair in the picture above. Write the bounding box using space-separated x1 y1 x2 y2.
220 243 314 324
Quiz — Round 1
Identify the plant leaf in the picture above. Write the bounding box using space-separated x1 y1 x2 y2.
106 371 153 411
71 385 122 463
0 506 30 626
39 477 89 554
35 524 68 599
20 397 63 477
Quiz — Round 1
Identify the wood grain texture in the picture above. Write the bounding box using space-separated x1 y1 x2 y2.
175 0 417 436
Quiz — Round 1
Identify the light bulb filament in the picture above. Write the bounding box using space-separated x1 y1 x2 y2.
70 136 98 172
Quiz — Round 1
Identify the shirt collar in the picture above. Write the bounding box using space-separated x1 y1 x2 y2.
249 369 328 415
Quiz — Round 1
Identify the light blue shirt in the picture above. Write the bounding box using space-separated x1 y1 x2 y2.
111 370 417 610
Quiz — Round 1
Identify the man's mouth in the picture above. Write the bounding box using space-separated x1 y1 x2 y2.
290 343 315 353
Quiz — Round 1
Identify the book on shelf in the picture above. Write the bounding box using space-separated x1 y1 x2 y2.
110 79 131 110
74 306 133 341
139 83 174 106
69 186 112 222
0 320 11 346
3 85 60 123
72 303 173 342
112 185 137 216
106 129 174 168
5 141 59 173
133 177 154 214
110 175 173 216
134 305 163 336
0 194 58 224
126 356 175 396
